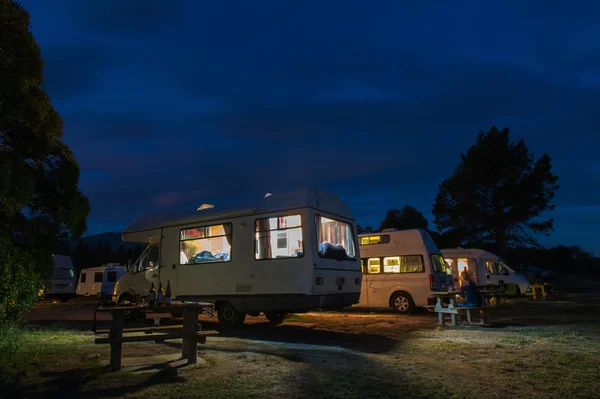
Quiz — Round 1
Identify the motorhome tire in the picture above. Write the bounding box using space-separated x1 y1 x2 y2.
515 286 521 297
264 311 287 324
217 302 246 328
390 291 415 314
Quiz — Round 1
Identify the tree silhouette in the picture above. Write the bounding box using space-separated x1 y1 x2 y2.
433 126 559 253
0 0 90 321
357 224 373 234
378 206 429 231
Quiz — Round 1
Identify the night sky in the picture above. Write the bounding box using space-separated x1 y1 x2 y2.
20 1 600 255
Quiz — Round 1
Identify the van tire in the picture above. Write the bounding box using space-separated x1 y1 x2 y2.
390 291 415 314
264 312 287 325
217 302 246 328
514 286 521 297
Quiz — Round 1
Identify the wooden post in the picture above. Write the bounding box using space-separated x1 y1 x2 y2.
182 304 200 365
110 310 124 371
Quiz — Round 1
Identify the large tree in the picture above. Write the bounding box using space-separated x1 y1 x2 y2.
0 0 90 321
378 205 429 231
432 126 559 253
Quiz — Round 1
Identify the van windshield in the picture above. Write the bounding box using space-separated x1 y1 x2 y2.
315 215 357 261
52 268 75 279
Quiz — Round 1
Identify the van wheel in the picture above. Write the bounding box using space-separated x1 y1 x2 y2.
217 302 246 328
390 292 415 314
514 286 521 297
264 312 287 325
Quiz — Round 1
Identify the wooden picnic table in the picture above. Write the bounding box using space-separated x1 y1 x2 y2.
94 302 217 371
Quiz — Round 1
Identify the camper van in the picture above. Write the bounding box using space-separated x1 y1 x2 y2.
114 189 362 327
354 228 448 313
42 254 77 301
441 248 531 295
76 264 127 298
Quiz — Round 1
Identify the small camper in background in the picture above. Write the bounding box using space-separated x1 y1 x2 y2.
42 254 77 301
76 263 127 298
354 228 449 313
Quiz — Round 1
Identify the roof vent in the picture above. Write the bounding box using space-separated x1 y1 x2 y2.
264 193 272 198
197 203 215 211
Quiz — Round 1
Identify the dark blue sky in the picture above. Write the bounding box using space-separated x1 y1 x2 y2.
21 0 600 255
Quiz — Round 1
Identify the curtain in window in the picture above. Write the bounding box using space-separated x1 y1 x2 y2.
223 223 232 246
256 219 272 259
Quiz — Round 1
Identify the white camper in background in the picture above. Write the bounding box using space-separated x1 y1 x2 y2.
114 189 363 327
76 264 127 298
441 248 531 295
43 255 77 301
354 228 449 313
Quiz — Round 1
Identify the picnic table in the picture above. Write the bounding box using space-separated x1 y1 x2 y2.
431 285 512 326
94 302 218 371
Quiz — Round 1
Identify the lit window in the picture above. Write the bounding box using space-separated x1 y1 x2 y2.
430 254 447 273
255 215 303 260
382 255 424 273
316 215 357 260
368 258 380 274
359 235 391 246
180 223 232 264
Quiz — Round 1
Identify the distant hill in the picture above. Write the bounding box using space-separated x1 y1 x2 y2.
77 232 146 251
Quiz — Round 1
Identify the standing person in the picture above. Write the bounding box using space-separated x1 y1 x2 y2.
458 271 481 307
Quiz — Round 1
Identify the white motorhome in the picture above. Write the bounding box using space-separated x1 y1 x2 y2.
42 254 77 301
354 228 448 313
77 264 127 298
441 248 531 295
114 189 362 327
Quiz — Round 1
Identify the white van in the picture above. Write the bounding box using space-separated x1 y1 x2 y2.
114 189 363 327
441 248 531 295
354 228 449 313
42 254 77 301
77 264 127 298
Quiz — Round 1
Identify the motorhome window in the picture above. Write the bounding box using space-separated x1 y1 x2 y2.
52 268 75 280
147 246 160 268
430 254 447 273
368 258 381 274
80 272 87 283
360 259 368 274
315 215 357 261
383 255 424 273
107 271 117 283
94 272 103 283
486 261 500 275
180 223 232 264
359 235 390 246
255 215 303 260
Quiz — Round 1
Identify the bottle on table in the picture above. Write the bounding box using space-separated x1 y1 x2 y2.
157 282 165 306
148 282 156 307
165 280 172 305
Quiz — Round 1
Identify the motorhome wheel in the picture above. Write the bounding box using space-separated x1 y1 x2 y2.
390 291 415 314
264 311 287 324
118 294 138 321
217 302 246 328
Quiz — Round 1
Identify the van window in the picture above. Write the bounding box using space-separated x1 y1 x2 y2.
107 271 118 283
80 272 87 283
430 254 447 273
94 272 103 283
368 258 381 274
359 235 390 246
486 261 500 275
52 268 75 280
383 255 424 273
180 223 233 264
255 215 303 260
315 215 357 261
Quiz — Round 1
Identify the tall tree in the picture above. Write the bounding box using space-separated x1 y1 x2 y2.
357 224 373 234
378 206 429 231
432 126 559 253
0 0 90 321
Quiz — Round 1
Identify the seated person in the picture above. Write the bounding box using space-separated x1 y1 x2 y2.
458 271 481 307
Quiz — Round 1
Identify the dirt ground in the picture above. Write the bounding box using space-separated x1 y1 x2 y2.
7 294 600 398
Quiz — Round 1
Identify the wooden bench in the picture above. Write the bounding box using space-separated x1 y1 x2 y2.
433 303 489 326
94 303 218 371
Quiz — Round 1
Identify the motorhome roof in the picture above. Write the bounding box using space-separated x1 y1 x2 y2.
122 189 354 242
440 248 501 260
359 228 436 250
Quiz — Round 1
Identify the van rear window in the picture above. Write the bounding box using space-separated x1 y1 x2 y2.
359 235 390 246
94 272 103 283
430 255 448 273
107 271 117 283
